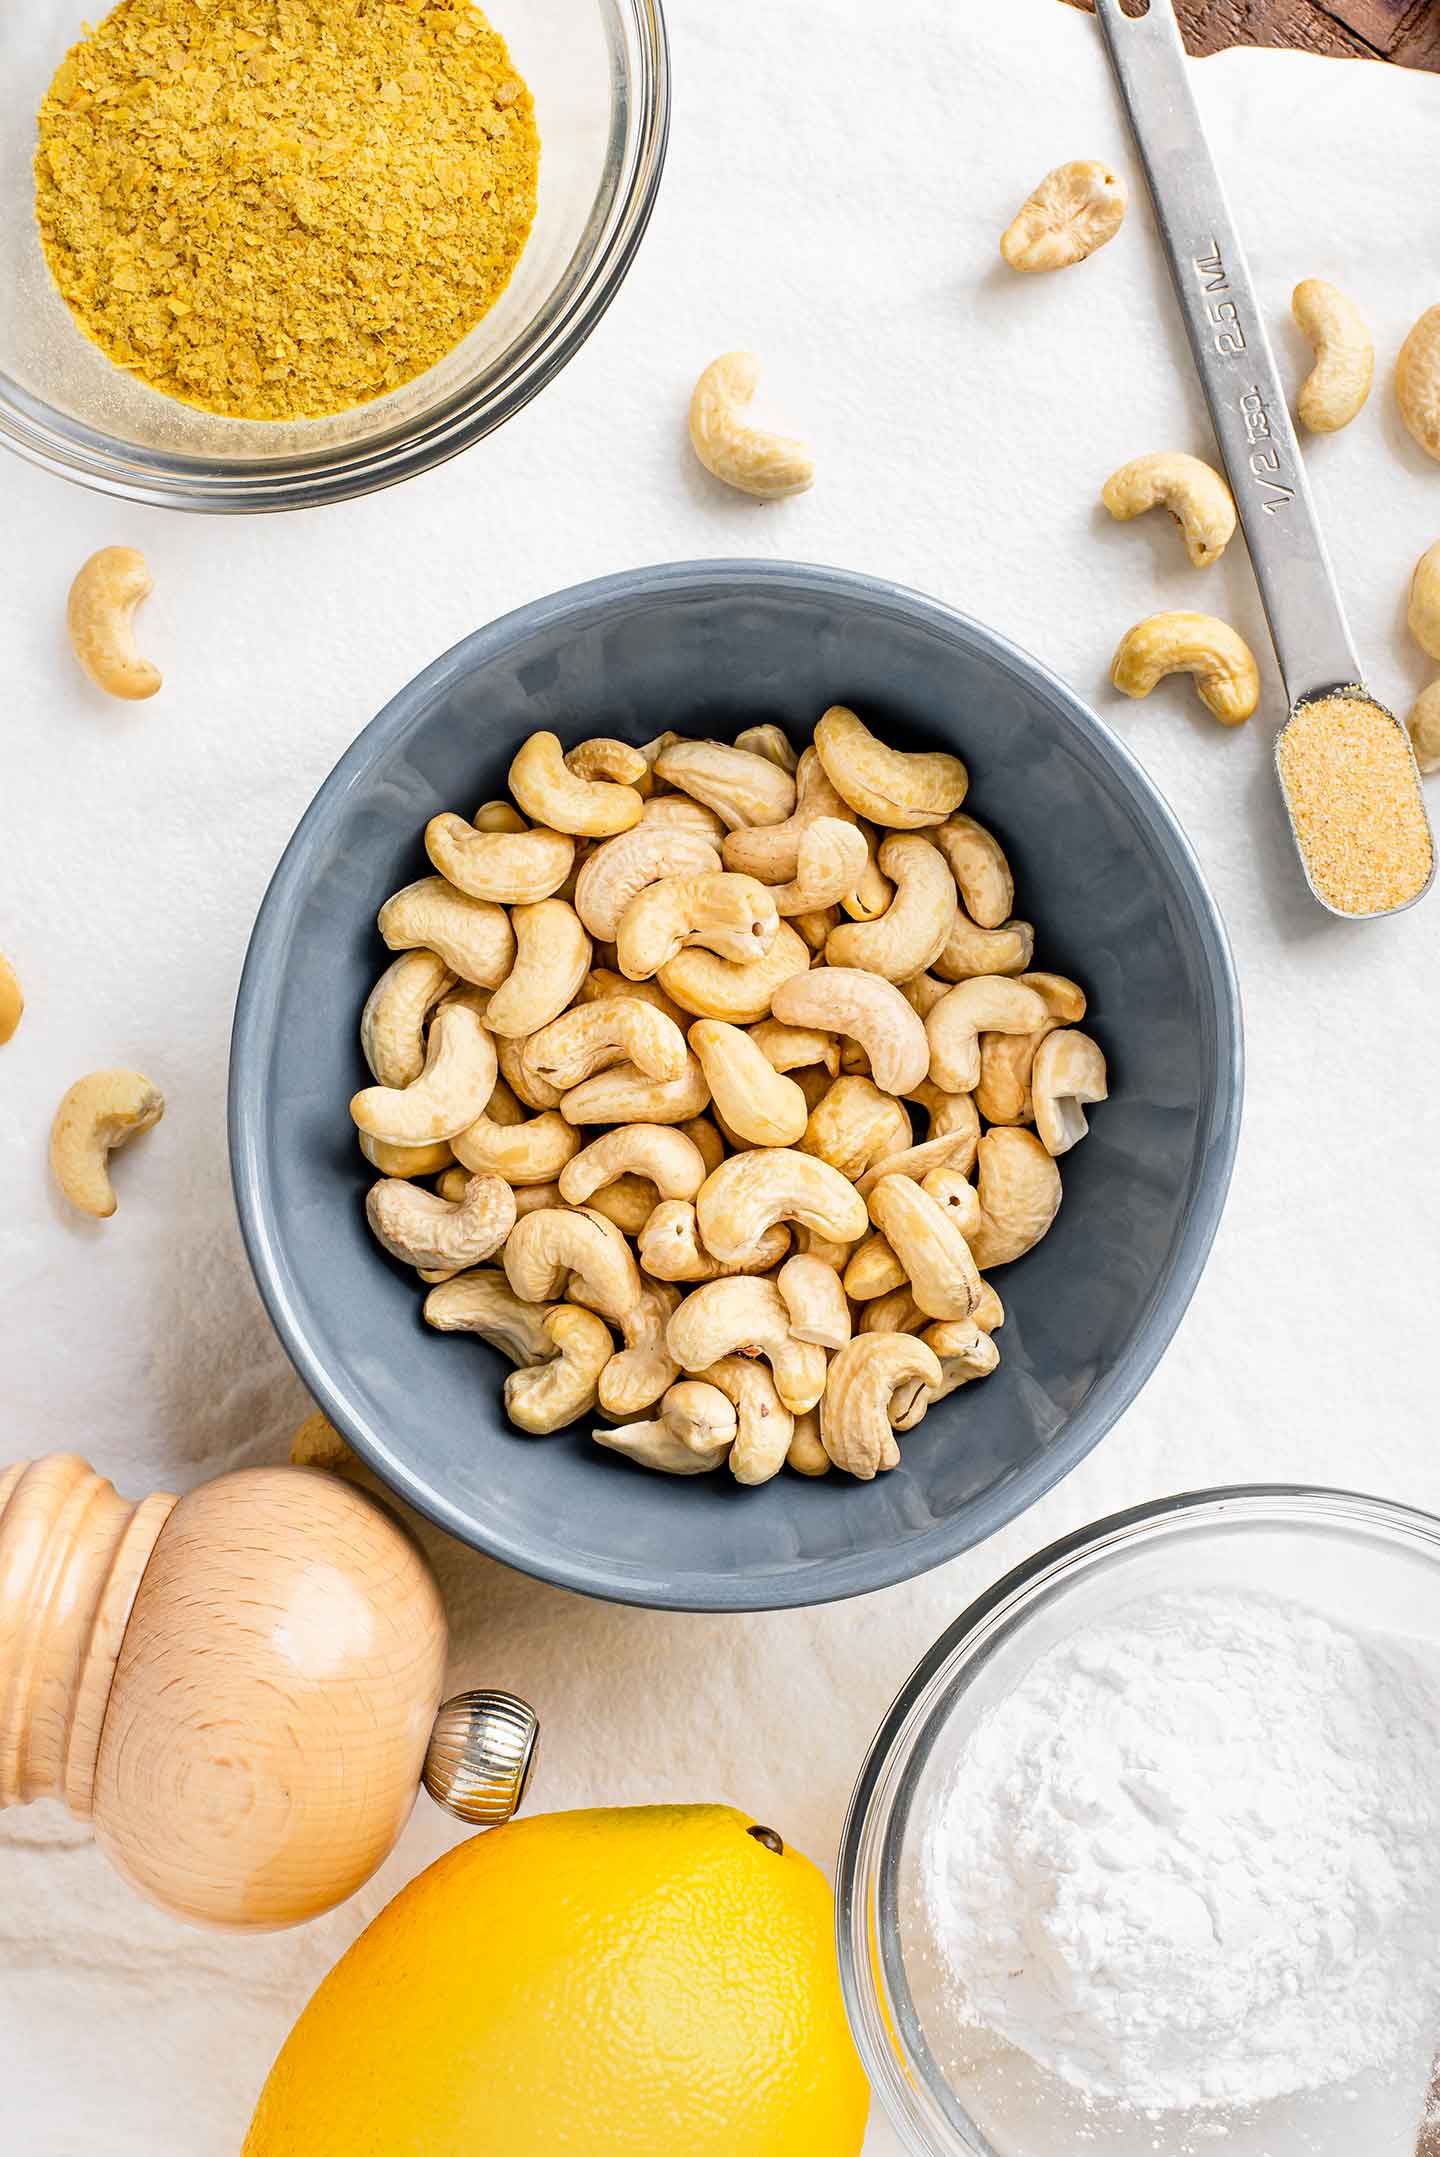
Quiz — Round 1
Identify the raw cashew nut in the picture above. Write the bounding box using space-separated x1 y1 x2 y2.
842 1233 907 1303
658 922 811 1025
361 950 455 1087
560 1052 710 1127
912 1081 981 1172
1408 542 1440 663
366 1172 515 1277
508 1305 615 1433
825 834 957 979
733 723 798 772
1031 1028 1108 1156
654 739 797 830
700 1357 794 1485
485 900 591 1038
695 1148 868 1263
935 909 1034 981
379 878 515 987
574 824 722 940
776 1254 853 1350
585 1176 660 1237
1101 453 1236 568
1111 612 1260 725
617 872 780 978
559 1123 708 1207
473 800 528 833
50 1068 164 1218
565 737 649 788
350 1002 497 1146
508 731 643 837
786 1409 830 1477
592 1381 734 1476
689 1020 809 1146
524 998 688 1090
890 1320 1000 1432
600 1279 682 1418
765 820 872 916
934 816 1014 931
867 1174 983 1321
666 1276 828 1413
771 968 930 1096
0 954 23 1046
638 1200 789 1281
854 1128 980 1197
453 1105 580 1184
423 1267 553 1364
723 747 860 879
820 1334 943 1480
1397 305 1440 463
688 351 815 501
640 791 726 840
926 977 1049 1095
497 1034 563 1111
858 1287 927 1337
67 547 161 700
1292 279 1373 434
802 1076 912 1181
424 815 574 905
749 1018 839 1077
359 1132 454 1178
814 706 967 829
1409 682 1440 774
504 1205 639 1320
969 1127 1063 1269
1000 159 1126 274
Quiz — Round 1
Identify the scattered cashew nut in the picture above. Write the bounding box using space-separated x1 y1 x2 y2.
67 547 161 700
1409 682 1440 775
688 351 814 501
1111 612 1260 726
1101 452 1236 568
1397 305 1440 463
50 1068 164 1218
0 954 23 1046
1000 159 1126 274
1291 280 1372 434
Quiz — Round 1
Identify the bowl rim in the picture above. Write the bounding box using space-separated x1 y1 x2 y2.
0 0 669 513
228 557 1245 1611
833 1482 1440 2155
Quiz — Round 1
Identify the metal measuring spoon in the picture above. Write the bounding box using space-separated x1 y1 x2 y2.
1094 0 1434 921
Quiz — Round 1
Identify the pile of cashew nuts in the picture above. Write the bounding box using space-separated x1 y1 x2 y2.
348 707 1108 1483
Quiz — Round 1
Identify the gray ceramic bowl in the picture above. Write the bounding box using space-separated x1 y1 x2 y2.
230 561 1242 1612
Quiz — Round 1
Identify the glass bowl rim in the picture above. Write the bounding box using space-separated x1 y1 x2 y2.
0 0 670 513
835 1481 1440 2157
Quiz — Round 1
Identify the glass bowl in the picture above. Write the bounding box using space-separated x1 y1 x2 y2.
0 0 667 511
837 1485 1440 2157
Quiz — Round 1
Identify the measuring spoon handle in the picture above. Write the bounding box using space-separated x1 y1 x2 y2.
1093 0 1361 703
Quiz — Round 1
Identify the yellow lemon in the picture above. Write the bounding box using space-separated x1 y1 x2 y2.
245 1802 869 2157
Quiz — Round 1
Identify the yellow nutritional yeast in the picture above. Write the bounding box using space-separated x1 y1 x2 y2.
1276 693 1434 916
34 0 539 422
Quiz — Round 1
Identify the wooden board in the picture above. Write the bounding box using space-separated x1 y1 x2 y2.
1060 0 1440 70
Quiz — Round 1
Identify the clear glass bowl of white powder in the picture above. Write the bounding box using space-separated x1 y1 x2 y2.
837 1486 1440 2157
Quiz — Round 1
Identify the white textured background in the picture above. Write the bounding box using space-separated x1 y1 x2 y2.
4 2 1440 2149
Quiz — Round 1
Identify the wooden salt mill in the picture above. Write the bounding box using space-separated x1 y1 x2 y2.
0 1453 538 1931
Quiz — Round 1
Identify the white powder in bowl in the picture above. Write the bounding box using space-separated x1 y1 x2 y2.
925 1589 1440 2113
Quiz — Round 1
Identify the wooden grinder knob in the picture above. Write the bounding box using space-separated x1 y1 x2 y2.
0 1454 537 1931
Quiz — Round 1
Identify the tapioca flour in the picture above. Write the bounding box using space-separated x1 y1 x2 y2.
925 1589 1440 2113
